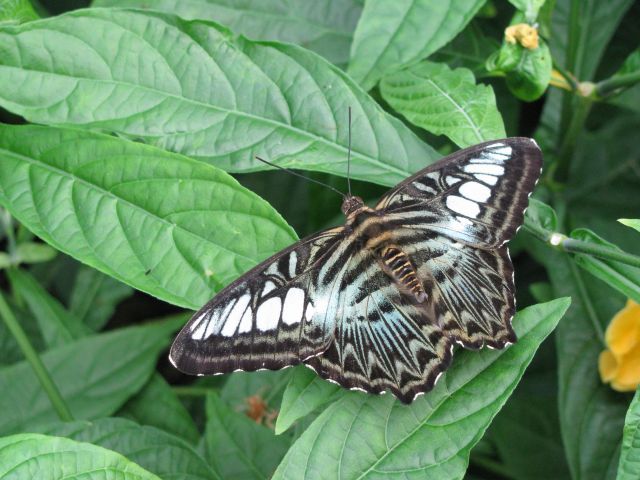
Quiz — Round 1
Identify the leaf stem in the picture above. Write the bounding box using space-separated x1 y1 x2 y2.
0 289 74 421
523 218 640 268
596 71 640 98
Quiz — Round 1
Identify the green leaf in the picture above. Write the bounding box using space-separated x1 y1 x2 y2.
526 198 558 231
531 246 629 480
119 372 200 445
620 219 640 234
14 242 57 264
220 369 292 410
380 61 505 148
276 366 341 435
91 0 362 69
273 298 571 479
507 0 546 22
39 417 219 480
0 8 438 187
7 268 89 347
0 297 44 366
550 0 634 80
487 39 552 101
570 228 640 305
202 393 290 480
618 388 640 480
0 124 296 310
0 433 159 480
347 0 485 91
0 0 38 24
69 266 133 331
0 317 180 435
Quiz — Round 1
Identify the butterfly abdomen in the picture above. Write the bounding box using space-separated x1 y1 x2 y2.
379 246 428 303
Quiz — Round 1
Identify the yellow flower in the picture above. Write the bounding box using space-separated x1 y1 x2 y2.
599 299 640 392
505 23 539 50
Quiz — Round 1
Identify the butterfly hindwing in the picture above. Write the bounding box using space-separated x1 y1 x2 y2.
170 228 347 375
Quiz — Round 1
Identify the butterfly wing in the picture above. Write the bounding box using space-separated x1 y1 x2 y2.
305 247 453 403
170 227 349 375
377 137 542 248
376 138 542 350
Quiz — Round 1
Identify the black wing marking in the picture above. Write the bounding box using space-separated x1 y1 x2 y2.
170 227 347 375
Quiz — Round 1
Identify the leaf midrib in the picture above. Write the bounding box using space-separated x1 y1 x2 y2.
0 146 260 264
0 63 408 178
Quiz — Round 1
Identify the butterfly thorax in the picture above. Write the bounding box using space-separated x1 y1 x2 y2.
343 204 429 304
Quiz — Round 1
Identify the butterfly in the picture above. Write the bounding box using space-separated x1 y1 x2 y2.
170 138 542 403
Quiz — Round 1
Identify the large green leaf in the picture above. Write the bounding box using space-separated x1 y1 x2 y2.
620 219 640 234
0 8 438 187
276 366 341 435
347 0 485 91
380 61 505 148
0 317 180 435
119 373 200 445
91 0 362 69
273 298 570 479
0 433 159 480
618 389 640 480
69 265 133 331
7 268 89 347
526 241 629 480
0 125 296 309
202 393 290 480
40 417 219 480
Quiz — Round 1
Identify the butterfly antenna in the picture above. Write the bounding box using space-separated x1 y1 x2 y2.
254 156 345 198
347 106 353 198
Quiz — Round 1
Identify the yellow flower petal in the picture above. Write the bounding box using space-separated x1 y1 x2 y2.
611 379 639 392
503 23 539 50
605 301 640 356
613 345 640 387
598 349 619 382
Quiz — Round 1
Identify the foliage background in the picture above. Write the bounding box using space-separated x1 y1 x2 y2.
0 0 639 478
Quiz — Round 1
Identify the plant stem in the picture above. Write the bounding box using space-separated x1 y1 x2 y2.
596 71 640 98
0 290 74 421
562 239 640 268
523 219 640 269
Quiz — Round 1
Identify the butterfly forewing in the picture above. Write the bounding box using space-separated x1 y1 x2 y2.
170 228 346 374
170 137 542 403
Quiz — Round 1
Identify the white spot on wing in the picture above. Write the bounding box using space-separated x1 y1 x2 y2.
446 195 480 217
475 173 498 186
446 176 461 186
238 307 253 334
459 181 491 202
304 301 315 322
288 251 297 277
491 145 512 156
190 311 209 340
256 297 282 331
464 164 505 175
220 294 251 337
262 281 276 296
282 288 305 326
